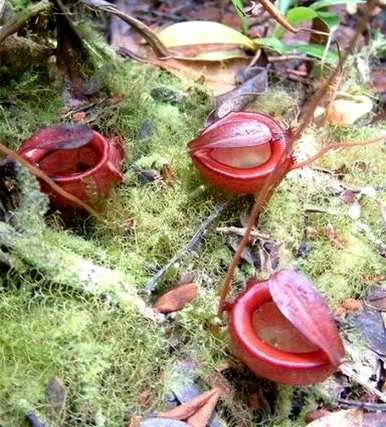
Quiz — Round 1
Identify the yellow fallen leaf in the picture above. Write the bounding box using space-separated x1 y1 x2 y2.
315 95 373 125
169 44 248 61
158 21 256 51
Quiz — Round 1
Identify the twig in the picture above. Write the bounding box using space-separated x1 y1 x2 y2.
218 135 294 315
117 46 149 63
271 68 312 85
290 134 386 171
248 0 329 37
0 0 51 45
340 364 386 403
143 202 229 294
338 399 386 412
81 0 170 58
285 68 308 77
216 226 270 241
0 142 103 220
268 54 316 63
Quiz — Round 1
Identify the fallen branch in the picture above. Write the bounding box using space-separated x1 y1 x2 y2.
339 399 386 412
143 202 229 294
216 226 270 241
247 0 329 37
0 0 51 45
0 221 163 322
340 364 386 403
0 142 102 220
268 54 317 63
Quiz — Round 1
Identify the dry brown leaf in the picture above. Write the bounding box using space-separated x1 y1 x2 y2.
160 163 176 184
365 285 386 311
324 223 335 241
304 409 332 423
153 283 198 313
187 389 221 427
334 306 347 318
341 298 362 312
137 389 152 407
72 111 86 122
306 408 363 426
145 57 248 95
323 227 346 249
127 415 142 427
305 226 318 240
371 68 386 94
158 388 217 420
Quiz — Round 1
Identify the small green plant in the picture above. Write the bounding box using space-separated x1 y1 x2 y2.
231 0 364 63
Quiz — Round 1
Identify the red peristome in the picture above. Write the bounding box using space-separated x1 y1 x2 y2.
17 126 124 208
187 112 293 194
225 275 344 385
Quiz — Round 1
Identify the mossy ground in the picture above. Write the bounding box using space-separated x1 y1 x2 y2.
0 37 385 426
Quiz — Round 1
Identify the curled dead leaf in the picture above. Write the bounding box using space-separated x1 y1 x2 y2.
324 223 335 241
187 389 221 427
142 56 248 95
340 298 362 312
304 409 332 424
306 408 363 426
160 163 176 184
158 388 220 421
153 283 198 313
322 95 373 125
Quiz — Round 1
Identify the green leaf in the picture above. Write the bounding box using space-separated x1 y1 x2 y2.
310 0 364 10
286 6 318 25
231 0 245 16
230 0 249 34
271 0 295 37
273 6 318 38
255 38 338 63
317 11 340 31
293 43 338 63
275 0 295 14
254 38 288 54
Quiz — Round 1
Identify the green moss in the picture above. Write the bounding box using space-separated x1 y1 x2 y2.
0 288 168 426
0 71 63 149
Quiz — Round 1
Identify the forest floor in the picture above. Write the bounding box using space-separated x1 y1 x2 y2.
0 1 385 426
